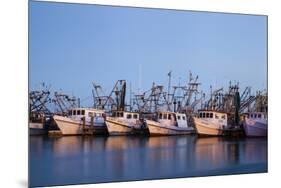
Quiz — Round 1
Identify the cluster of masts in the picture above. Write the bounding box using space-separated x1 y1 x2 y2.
92 72 202 115
29 71 268 137
29 71 267 119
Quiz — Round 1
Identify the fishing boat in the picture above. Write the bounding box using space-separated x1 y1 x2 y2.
29 86 52 135
243 112 267 137
146 111 194 136
29 112 48 135
194 110 231 136
105 111 145 135
53 108 107 135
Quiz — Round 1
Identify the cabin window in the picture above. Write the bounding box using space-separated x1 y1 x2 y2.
258 114 262 118
206 113 210 118
112 112 116 117
254 114 257 118
202 113 205 118
177 116 181 120
68 111 72 116
163 114 167 119
168 114 171 120
182 116 186 120
133 114 138 119
199 113 202 118
88 112 93 117
73 110 76 115
210 113 213 118
215 114 219 119
127 114 132 119
221 115 226 119
81 110 85 115
159 113 163 119
77 110 81 115
120 112 124 117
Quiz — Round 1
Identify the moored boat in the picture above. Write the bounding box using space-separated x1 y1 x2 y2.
194 110 233 136
53 108 107 135
146 111 194 136
105 111 145 135
243 112 267 137
29 112 48 135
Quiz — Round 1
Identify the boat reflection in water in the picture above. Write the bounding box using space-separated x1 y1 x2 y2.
193 137 267 175
29 136 267 187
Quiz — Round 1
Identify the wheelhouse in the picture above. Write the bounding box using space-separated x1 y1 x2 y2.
157 112 176 121
156 112 187 121
155 111 188 128
68 108 105 118
111 111 139 120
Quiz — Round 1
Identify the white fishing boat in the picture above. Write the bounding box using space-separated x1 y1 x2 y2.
194 110 230 136
243 112 267 137
146 111 194 136
53 108 107 135
105 111 144 135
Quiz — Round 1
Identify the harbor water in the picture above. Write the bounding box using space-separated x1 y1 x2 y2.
29 135 267 187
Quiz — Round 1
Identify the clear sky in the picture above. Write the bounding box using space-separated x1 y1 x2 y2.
29 1 267 107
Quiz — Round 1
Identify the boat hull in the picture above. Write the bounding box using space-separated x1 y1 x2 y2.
29 122 47 135
244 119 267 137
146 120 194 136
53 115 107 135
105 119 134 136
194 118 222 136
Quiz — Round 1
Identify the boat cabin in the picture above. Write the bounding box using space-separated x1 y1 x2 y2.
157 112 186 120
67 108 105 123
111 111 139 120
157 111 188 128
197 110 228 125
109 111 141 125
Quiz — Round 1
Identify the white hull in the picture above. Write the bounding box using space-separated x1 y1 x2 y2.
105 119 134 135
146 120 194 136
53 115 106 135
194 118 222 136
244 119 267 137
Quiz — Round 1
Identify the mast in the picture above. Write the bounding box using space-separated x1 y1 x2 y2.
129 82 132 111
210 85 213 110
167 71 172 111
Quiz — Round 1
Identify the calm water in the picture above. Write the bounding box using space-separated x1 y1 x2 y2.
29 135 267 187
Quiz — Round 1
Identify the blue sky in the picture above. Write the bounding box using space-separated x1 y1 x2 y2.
29 1 267 107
